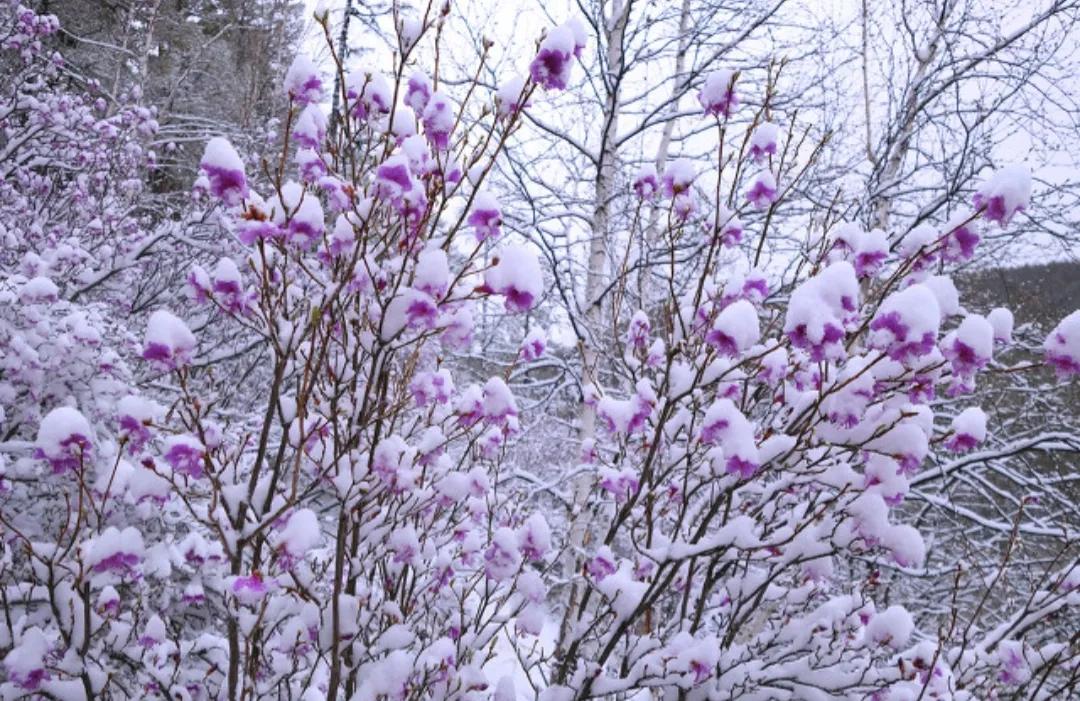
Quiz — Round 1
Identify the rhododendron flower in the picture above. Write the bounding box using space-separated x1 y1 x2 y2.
632 164 659 200
139 614 167 647
626 310 650 350
284 54 322 105
784 262 859 361
18 276 58 303
941 212 980 262
422 91 454 150
520 328 546 361
946 407 987 452
410 369 454 407
972 164 1031 226
587 546 617 580
163 434 206 478
117 395 159 453
749 121 779 162
346 68 391 119
698 69 737 117
673 193 696 221
199 137 247 206
496 76 529 118
518 514 550 561
854 228 888 278
296 147 326 183
484 527 522 581
746 171 777 209
467 191 502 241
869 285 941 364
706 299 760 356
599 467 640 502
404 70 431 113
530 23 577 90
1044 310 1080 378
293 104 326 149
662 158 695 197
4 628 50 690
483 244 543 312
231 574 269 604
143 309 197 369
35 406 93 474
987 307 1014 344
86 526 144 576
943 314 993 379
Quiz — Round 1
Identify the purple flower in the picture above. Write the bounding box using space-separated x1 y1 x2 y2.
587 548 617 581
93 551 141 575
467 191 502 241
529 25 576 90
941 220 980 262
422 92 454 151
698 70 738 118
746 172 777 209
405 71 432 113
199 137 247 206
725 455 759 479
520 329 546 361
632 165 659 200
163 435 206 479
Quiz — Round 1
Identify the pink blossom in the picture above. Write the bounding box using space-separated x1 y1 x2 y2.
698 70 737 117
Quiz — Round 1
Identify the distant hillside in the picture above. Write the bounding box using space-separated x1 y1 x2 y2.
958 261 1080 330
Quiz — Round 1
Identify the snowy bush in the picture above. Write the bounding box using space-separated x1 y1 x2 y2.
1 3 1078 700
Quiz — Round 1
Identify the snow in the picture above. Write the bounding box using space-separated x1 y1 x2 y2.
632 163 659 199
784 261 859 361
199 137 247 205
883 523 925 567
482 377 518 423
947 407 987 452
944 314 994 378
921 275 960 316
700 399 759 477
1044 310 1080 377
698 69 737 117
749 121 779 162
404 70 431 114
467 190 502 241
19 275 58 303
496 76 528 118
853 228 888 278
973 164 1031 226
987 307 1014 343
595 562 647 619
868 284 940 364
864 605 913 648
143 309 196 369
484 527 522 581
346 68 392 118
421 91 454 150
484 244 543 313
3 626 49 690
36 406 92 464
662 158 695 196
899 223 937 258
293 104 326 149
278 508 320 559
746 170 777 209
530 24 576 90
414 247 449 299
84 526 145 574
284 54 322 105
520 327 546 361
706 299 760 356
